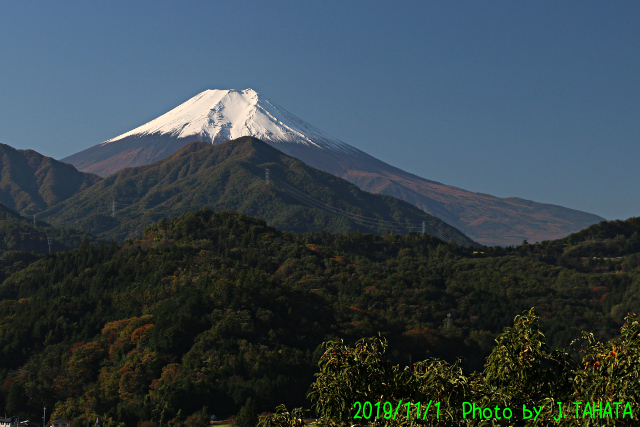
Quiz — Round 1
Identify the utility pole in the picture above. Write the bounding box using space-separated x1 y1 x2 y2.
43 407 46 427
33 214 36 226
447 313 452 330
265 168 270 185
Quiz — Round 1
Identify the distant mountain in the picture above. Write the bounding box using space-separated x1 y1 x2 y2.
47 137 475 245
62 89 604 245
0 143 102 215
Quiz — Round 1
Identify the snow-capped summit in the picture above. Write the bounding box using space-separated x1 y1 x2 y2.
104 88 356 153
64 88 368 179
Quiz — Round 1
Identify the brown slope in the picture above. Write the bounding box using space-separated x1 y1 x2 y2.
0 143 102 214
62 133 199 177
258 142 605 246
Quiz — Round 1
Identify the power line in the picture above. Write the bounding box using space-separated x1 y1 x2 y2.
246 148 452 241
270 173 415 231
52 162 452 242
271 176 412 232
267 171 451 241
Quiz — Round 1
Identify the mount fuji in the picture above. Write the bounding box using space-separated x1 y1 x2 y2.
63 89 362 176
62 88 604 245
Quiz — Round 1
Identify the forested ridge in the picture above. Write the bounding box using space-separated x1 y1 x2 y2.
39 138 474 246
0 209 638 426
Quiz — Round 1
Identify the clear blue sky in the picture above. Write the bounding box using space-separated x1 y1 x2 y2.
1 1 638 220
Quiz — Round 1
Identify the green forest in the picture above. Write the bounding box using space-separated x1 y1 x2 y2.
0 209 639 426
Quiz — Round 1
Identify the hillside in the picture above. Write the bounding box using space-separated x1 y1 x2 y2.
507 216 640 274
44 137 475 245
0 202 97 255
0 143 102 214
0 209 638 424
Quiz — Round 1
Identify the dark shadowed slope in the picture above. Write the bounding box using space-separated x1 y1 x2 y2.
0 143 102 214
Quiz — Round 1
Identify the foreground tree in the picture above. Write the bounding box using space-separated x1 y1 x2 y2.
264 309 639 426
571 314 640 426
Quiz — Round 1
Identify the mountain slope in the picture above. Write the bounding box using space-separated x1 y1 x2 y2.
61 89 604 245
0 143 102 215
339 162 605 246
0 202 97 255
524 216 640 272
46 137 475 245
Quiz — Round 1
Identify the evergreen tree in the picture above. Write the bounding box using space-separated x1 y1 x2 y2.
236 398 258 427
